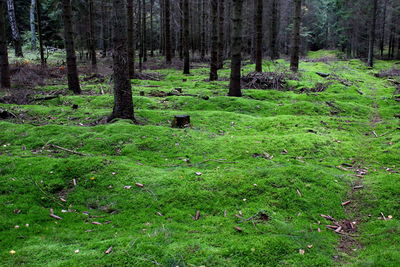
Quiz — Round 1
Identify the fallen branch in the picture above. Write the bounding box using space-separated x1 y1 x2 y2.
46 144 88 156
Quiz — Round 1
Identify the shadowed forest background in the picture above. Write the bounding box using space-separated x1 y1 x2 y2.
0 0 399 266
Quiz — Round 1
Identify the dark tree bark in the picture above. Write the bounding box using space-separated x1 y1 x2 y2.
183 0 190 74
6 0 23 57
30 0 37 50
254 0 263 72
200 0 206 60
164 0 172 64
142 0 147 62
62 0 81 94
380 0 388 57
217 0 225 69
127 0 135 78
179 0 184 60
101 0 108 57
138 0 143 71
150 0 154 57
270 0 279 60
88 0 97 69
368 0 378 67
36 0 45 66
228 0 243 97
110 0 134 121
209 0 218 81
290 0 302 72
0 0 11 88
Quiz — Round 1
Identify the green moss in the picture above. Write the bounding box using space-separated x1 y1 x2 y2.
0 54 399 266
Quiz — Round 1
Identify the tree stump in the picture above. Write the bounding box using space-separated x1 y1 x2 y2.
172 115 190 128
139 91 145 96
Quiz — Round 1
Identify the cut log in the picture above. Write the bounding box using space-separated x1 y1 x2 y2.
172 115 190 128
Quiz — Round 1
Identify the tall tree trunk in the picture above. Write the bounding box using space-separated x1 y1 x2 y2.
200 0 206 60
88 0 97 70
101 0 108 57
183 0 190 74
62 0 81 94
142 0 147 62
217 0 225 69
290 0 302 72
30 0 37 50
254 0 263 72
127 0 135 78
0 0 10 88
164 0 172 64
380 0 388 57
36 0 45 66
228 0 243 97
6 0 23 57
209 0 218 81
270 0 279 60
138 0 143 71
368 0 378 67
110 0 134 121
150 0 154 57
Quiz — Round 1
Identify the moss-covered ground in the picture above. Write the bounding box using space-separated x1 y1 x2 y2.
0 51 399 266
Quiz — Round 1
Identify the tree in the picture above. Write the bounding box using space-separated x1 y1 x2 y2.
36 0 45 66
210 0 218 81
164 0 172 64
62 0 81 94
217 0 225 69
228 0 243 97
290 0 302 72
368 0 378 67
30 0 37 50
142 0 147 62
270 0 279 60
183 0 190 74
127 0 135 78
109 0 135 121
88 0 97 70
254 0 263 72
6 0 23 57
0 0 10 88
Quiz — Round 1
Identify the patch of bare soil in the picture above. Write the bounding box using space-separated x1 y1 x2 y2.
241 71 298 90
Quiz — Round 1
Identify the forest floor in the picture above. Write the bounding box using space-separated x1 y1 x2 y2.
0 50 399 266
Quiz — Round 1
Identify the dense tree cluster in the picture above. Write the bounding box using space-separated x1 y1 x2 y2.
1 0 400 119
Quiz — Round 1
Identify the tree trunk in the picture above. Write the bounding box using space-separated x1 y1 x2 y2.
30 0 37 50
101 0 108 57
217 0 225 69
368 0 378 67
183 0 190 74
142 0 147 62
290 0 302 72
110 0 134 121
164 0 172 64
62 0 81 94
36 0 45 66
228 0 243 97
209 0 218 81
6 0 23 57
150 0 154 57
254 0 263 72
88 0 97 70
0 0 11 88
127 0 135 78
380 0 388 58
270 0 279 60
200 0 206 60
